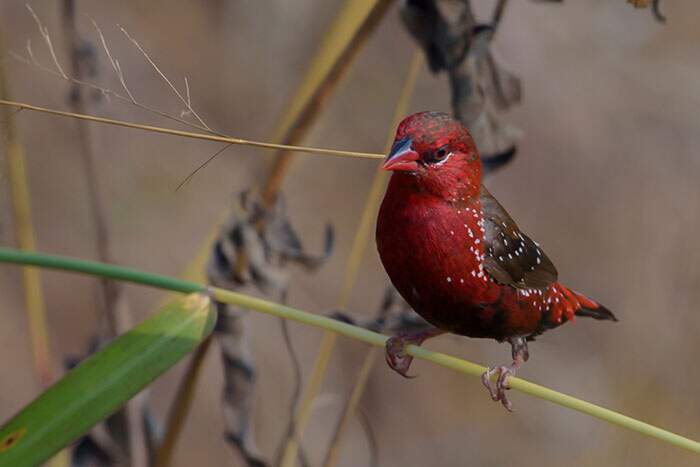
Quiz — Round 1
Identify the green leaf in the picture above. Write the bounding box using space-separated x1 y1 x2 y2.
0 293 216 467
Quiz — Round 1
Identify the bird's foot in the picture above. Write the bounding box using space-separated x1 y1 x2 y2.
481 337 528 411
481 363 518 411
385 336 417 378
385 327 445 378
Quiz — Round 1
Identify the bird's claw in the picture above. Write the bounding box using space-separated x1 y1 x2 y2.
385 336 417 378
384 327 445 378
481 365 515 412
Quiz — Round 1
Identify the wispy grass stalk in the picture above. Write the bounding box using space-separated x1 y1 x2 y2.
0 99 383 160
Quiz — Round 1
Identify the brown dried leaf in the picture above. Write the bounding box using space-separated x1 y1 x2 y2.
207 190 334 295
401 0 521 172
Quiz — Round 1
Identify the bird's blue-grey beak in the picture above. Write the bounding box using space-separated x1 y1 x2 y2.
383 138 420 172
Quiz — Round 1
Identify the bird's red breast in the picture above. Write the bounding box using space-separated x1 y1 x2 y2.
376 112 616 341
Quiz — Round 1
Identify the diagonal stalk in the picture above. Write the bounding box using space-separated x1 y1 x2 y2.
281 50 421 467
320 50 422 467
154 336 214 467
262 0 394 206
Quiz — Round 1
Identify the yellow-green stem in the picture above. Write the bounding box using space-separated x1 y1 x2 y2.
0 247 699 456
0 42 53 390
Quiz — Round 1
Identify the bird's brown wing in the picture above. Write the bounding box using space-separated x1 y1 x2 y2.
479 186 558 290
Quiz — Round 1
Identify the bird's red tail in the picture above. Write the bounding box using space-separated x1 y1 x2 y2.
567 287 618 322
545 284 618 324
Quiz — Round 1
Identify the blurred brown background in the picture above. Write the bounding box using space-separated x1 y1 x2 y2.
1 1 699 466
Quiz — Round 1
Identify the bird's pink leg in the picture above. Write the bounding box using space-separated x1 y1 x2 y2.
481 337 529 411
385 327 446 378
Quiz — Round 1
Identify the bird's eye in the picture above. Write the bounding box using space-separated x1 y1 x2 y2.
430 145 449 163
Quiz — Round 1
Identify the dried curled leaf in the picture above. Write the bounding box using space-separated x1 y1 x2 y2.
207 190 334 295
205 190 332 467
400 0 520 173
214 303 267 467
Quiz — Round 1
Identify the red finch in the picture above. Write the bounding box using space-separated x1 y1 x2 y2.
376 111 617 410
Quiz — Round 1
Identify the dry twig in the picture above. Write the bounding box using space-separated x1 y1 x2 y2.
12 11 220 136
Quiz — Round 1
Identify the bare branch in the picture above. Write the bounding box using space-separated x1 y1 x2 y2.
89 17 137 103
25 39 37 66
0 99 384 160
17 10 220 136
182 76 192 118
175 143 233 192
119 25 212 131
26 4 68 79
12 47 215 135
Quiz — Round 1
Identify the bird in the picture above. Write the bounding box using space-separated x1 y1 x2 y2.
376 111 617 410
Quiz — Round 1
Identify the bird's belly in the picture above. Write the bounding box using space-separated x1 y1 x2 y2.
377 198 504 337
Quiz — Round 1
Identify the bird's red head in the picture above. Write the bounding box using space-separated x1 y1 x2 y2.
383 111 481 199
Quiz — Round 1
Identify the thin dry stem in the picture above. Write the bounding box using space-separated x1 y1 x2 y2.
26 4 68 79
89 17 136 103
176 144 234 191
278 332 338 467
182 76 193 119
155 337 214 467
13 13 217 135
322 349 378 467
119 26 212 131
0 99 383 159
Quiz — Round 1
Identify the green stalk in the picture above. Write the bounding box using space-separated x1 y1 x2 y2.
0 248 203 294
0 292 216 467
0 247 698 456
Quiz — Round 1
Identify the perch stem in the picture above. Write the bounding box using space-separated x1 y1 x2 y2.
0 247 699 456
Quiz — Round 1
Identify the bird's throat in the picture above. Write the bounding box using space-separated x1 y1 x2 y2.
390 170 480 203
